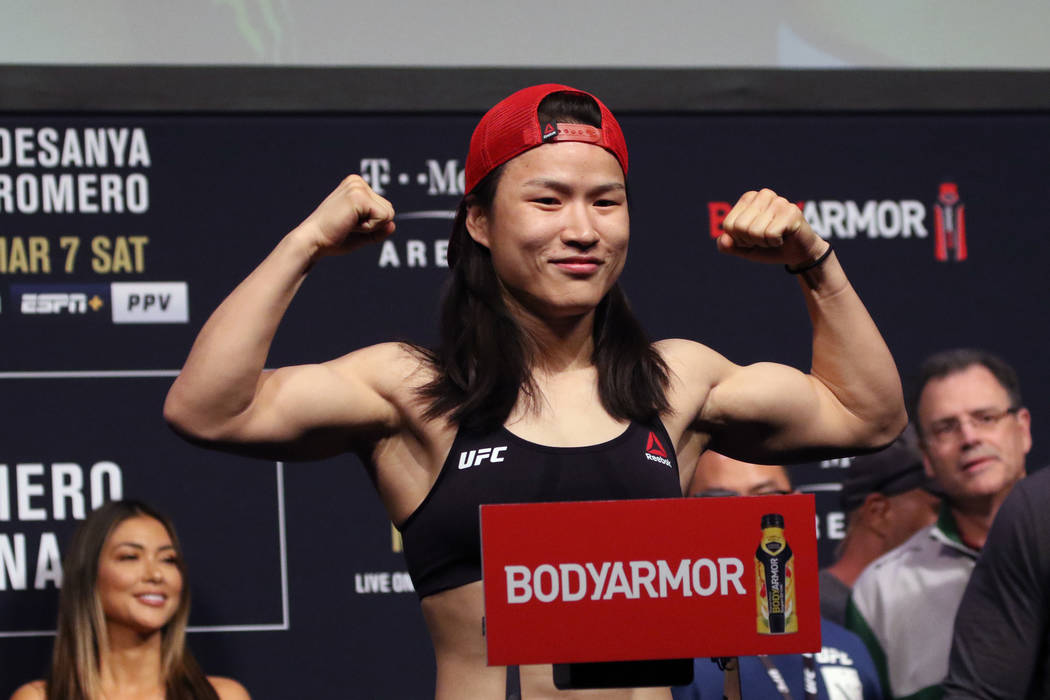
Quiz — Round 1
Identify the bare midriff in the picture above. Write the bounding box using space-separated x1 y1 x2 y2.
420 581 672 700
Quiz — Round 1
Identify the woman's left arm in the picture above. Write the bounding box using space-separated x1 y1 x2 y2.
694 189 906 460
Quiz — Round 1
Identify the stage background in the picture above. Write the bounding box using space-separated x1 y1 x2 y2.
1 68 1048 697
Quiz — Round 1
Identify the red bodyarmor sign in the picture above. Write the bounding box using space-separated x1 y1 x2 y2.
481 495 820 665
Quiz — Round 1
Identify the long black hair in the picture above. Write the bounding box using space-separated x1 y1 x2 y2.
417 91 669 432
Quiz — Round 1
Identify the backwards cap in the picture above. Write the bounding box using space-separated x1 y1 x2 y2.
464 83 628 194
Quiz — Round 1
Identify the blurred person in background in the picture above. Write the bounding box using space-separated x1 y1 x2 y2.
819 425 940 626
944 465 1050 699
9 500 249 700
847 349 1030 699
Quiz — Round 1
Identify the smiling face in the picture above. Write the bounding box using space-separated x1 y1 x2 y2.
466 141 629 321
96 515 183 636
918 364 1030 507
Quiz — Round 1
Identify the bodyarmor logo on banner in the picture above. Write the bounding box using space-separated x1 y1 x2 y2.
707 183 970 263
504 557 747 604
709 198 927 241
933 182 966 262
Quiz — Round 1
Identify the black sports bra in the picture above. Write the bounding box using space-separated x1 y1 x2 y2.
399 419 682 598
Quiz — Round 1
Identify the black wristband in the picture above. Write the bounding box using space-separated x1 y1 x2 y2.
785 245 833 274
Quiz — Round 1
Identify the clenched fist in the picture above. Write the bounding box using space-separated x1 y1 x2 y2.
719 188 829 268
297 175 396 258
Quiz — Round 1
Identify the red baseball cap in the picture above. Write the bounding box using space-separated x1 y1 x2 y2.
464 83 629 194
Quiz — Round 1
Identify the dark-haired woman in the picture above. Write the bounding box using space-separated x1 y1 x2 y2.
9 501 249 700
163 84 905 698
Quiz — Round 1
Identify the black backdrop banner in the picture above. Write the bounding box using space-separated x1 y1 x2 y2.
2 110 1048 698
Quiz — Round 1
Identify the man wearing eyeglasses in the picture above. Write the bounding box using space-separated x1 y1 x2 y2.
846 349 1031 700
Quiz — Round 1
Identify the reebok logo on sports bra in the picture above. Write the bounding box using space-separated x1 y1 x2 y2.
644 431 672 467
457 446 508 469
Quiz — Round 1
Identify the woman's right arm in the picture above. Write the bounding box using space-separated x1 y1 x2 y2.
163 176 402 459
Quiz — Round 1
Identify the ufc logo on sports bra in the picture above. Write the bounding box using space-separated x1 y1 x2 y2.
458 446 508 470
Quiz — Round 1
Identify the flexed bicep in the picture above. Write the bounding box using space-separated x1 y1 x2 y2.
701 361 872 461
167 343 415 461
686 187 905 460
164 176 406 460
